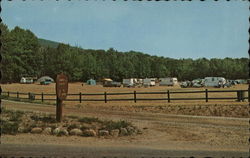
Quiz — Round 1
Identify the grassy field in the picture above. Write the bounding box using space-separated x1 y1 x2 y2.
1 82 249 106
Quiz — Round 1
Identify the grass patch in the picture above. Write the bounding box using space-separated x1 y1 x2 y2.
67 115 79 119
2 98 54 105
78 117 101 124
103 120 132 131
50 125 57 130
2 108 24 122
80 125 89 131
2 121 19 135
67 124 78 131
30 115 57 123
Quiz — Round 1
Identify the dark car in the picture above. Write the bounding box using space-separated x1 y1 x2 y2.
103 81 121 87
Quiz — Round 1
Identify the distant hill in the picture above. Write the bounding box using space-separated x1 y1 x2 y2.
38 38 60 48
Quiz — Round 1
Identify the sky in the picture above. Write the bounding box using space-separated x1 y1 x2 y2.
2 0 249 59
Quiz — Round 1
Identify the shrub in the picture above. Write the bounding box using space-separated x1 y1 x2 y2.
80 126 89 131
9 112 23 122
78 117 101 124
103 120 132 131
68 115 78 119
67 124 78 131
2 121 19 135
30 115 56 123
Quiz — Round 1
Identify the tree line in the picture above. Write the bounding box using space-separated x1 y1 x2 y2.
0 23 248 83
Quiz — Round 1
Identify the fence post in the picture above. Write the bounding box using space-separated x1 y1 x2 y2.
28 92 30 100
134 91 137 103
104 92 107 103
167 90 170 103
7 91 9 98
237 90 241 102
79 92 82 103
41 92 44 102
17 92 19 99
205 89 208 102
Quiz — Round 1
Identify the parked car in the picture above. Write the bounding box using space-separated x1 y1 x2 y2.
40 79 52 85
103 81 121 87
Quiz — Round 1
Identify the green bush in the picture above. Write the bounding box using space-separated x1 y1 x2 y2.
103 120 132 131
67 124 78 131
9 112 23 122
30 115 56 123
67 115 79 119
2 121 19 135
78 117 101 124
80 126 89 131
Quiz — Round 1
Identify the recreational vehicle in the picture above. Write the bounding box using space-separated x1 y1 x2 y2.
143 78 156 86
204 77 226 87
123 78 136 87
159 77 178 86
20 77 34 84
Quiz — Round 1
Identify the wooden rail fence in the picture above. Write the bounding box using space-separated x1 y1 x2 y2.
1 89 249 103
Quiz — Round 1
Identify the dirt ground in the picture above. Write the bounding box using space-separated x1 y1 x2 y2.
1 83 249 153
1 100 248 152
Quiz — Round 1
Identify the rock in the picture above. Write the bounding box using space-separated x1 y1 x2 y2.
42 127 52 135
53 127 69 136
53 127 60 135
82 129 97 137
120 128 128 136
18 127 25 133
110 129 119 137
126 126 135 134
31 127 43 134
69 128 83 136
98 130 109 136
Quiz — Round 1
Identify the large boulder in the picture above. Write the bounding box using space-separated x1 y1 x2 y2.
82 129 97 137
42 127 52 135
110 129 120 137
126 126 135 134
18 126 25 133
98 130 109 136
53 127 69 136
120 128 128 136
31 127 43 134
69 128 83 136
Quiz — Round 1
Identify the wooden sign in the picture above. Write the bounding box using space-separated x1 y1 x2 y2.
55 73 68 122
56 73 68 100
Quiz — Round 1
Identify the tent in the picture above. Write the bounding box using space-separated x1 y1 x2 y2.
87 79 96 85
37 76 54 83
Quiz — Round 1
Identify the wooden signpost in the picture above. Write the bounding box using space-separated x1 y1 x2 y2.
56 73 68 122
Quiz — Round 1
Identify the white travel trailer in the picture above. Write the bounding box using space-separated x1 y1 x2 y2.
123 78 136 87
143 78 156 86
159 77 178 86
204 77 226 87
20 77 33 84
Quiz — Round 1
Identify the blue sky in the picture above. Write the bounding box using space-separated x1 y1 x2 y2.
2 1 249 59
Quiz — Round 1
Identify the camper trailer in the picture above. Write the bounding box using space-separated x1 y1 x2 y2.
20 77 34 84
143 78 156 86
204 77 226 87
123 78 137 87
123 79 134 87
159 78 178 86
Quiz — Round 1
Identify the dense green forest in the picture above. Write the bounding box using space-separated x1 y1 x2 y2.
0 23 249 83
38 38 59 48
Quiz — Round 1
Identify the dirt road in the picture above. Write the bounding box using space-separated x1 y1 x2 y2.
1 144 248 158
1 100 249 157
